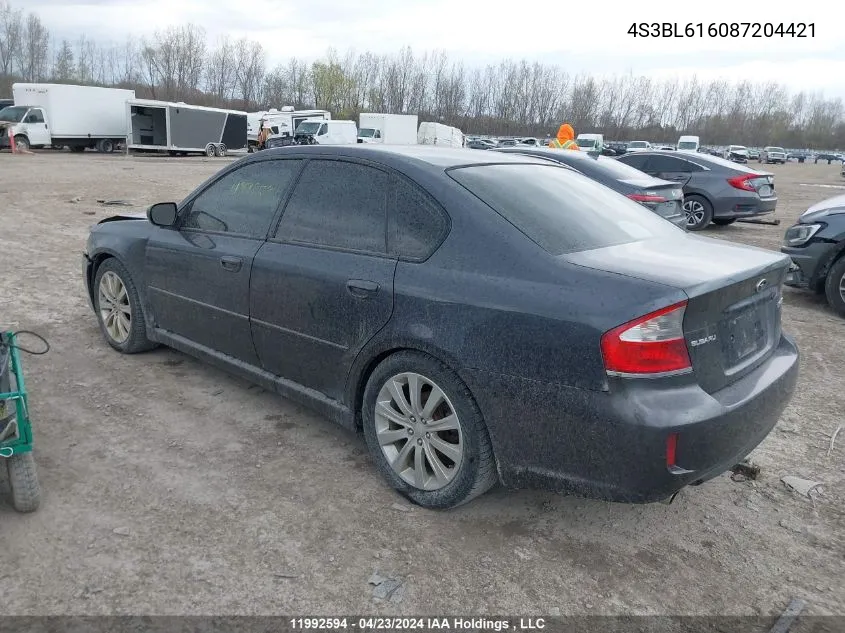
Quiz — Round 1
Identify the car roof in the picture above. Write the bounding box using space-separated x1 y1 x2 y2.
255 144 555 170
493 147 595 161
622 149 769 173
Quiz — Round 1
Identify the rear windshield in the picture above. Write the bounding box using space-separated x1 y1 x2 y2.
449 164 681 255
595 155 654 179
628 141 648 148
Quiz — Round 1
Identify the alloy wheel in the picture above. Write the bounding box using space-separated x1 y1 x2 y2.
98 271 131 343
683 200 705 227
374 372 464 491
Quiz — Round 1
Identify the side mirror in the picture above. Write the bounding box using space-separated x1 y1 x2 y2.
148 202 178 227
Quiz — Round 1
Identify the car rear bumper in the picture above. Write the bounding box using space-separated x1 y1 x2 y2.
461 333 798 503
715 194 777 218
781 242 833 289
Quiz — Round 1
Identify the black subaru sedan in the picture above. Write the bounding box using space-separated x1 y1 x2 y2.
83 145 798 508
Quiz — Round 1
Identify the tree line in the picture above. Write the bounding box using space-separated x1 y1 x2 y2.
2 1 844 149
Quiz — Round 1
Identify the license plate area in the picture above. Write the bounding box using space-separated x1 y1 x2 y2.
719 296 775 372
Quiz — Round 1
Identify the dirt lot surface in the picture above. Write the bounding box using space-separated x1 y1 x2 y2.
0 152 843 617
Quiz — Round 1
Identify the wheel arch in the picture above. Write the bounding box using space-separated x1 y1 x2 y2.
815 239 845 292
86 250 121 305
346 340 468 432
683 189 715 208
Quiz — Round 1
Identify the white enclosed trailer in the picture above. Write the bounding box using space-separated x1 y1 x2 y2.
127 99 248 157
358 113 418 144
2 83 134 152
417 121 464 148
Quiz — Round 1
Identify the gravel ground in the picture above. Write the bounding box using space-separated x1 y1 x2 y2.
0 152 842 617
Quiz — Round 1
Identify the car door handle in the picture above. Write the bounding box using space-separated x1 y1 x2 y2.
346 279 380 298
220 256 243 272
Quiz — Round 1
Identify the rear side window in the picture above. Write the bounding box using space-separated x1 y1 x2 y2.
449 164 680 255
275 159 388 254
645 155 687 173
388 176 449 260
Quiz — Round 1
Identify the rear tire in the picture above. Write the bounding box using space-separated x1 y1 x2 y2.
214 143 227 157
712 218 737 226
93 258 158 354
683 195 713 231
824 256 845 318
7 452 40 513
362 351 498 509
97 139 115 153
205 143 216 157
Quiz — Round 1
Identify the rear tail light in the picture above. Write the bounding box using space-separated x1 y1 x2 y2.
600 301 692 376
727 174 757 191
627 193 667 203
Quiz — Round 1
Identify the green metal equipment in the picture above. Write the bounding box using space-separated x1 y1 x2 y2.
0 331 46 513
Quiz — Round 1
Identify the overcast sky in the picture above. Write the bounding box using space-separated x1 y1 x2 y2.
22 0 844 98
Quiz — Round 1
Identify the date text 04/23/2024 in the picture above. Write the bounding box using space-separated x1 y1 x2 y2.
628 22 815 38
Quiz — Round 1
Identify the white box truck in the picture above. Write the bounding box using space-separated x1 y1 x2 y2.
358 113 418 144
1 83 135 152
418 122 464 148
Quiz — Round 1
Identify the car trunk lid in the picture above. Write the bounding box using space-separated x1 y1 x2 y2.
564 235 790 393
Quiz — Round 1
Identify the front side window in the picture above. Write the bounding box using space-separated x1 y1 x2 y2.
26 110 45 123
181 160 302 238
275 160 388 254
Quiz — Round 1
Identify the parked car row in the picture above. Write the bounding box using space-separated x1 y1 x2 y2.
83 144 799 509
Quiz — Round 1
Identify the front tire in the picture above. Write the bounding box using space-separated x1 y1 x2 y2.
683 195 713 231
93 258 157 354
13 135 29 152
362 351 497 509
824 256 845 318
7 452 40 513
205 143 216 157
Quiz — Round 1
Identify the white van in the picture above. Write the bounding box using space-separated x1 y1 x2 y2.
576 133 604 153
677 135 700 153
294 119 357 145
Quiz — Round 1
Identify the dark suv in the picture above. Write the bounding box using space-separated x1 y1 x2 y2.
782 194 845 317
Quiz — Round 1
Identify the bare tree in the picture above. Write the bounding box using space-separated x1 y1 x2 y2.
141 24 206 101
0 0 22 76
205 36 235 102
17 11 49 81
53 38 74 81
232 37 264 109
